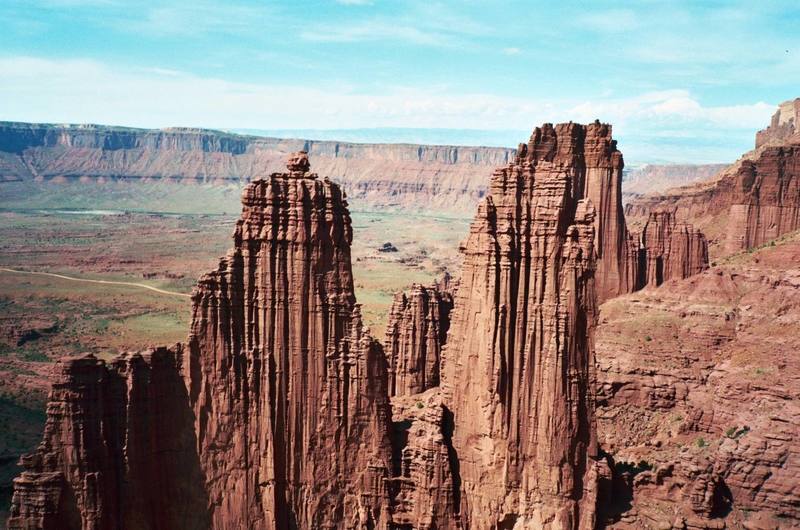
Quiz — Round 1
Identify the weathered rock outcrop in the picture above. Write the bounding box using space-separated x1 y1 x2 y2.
440 122 601 529
596 232 800 528
384 277 455 397
626 99 800 257
185 152 395 528
7 347 208 530
755 98 800 149
635 211 708 288
388 389 461 529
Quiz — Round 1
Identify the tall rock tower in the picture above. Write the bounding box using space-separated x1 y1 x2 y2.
185 152 395 529
440 123 602 529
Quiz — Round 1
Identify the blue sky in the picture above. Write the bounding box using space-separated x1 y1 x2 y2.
1 0 799 162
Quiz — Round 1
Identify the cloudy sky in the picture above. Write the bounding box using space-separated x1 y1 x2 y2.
1 0 798 162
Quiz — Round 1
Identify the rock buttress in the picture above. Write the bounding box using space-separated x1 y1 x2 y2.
184 153 395 529
440 123 600 529
725 143 800 253
7 348 208 530
384 279 454 397
636 210 709 288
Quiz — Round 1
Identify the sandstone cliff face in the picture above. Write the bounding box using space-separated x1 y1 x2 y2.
388 388 461 530
185 154 394 529
755 98 800 149
595 233 800 529
635 211 708 289
6 348 208 530
384 278 454 397
626 99 800 257
439 123 601 529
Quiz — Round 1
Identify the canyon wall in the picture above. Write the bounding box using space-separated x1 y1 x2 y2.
7 348 208 530
0 121 513 214
637 211 708 288
185 153 395 528
596 233 800 529
626 99 800 257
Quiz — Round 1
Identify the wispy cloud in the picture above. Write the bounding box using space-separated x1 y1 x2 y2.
0 56 776 163
502 47 521 55
335 0 373 5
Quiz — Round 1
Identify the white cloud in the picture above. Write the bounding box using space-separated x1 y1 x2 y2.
0 56 777 163
335 0 373 5
502 47 521 55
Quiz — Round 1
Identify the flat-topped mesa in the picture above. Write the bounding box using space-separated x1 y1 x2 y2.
636 210 709 288
185 154 394 529
384 280 455 397
7 349 208 530
440 122 601 529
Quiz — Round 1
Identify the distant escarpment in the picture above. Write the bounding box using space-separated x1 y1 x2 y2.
622 163 727 198
626 99 800 256
0 121 514 213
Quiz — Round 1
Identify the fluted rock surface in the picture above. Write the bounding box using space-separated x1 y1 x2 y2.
7 348 208 530
384 278 455 397
388 389 461 529
440 122 601 529
184 153 394 529
636 211 708 288
626 99 800 257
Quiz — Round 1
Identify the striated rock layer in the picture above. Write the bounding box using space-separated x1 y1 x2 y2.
626 99 800 257
440 122 601 529
384 276 455 397
635 211 708 289
596 232 800 529
6 347 208 530
0 121 515 214
185 153 395 529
